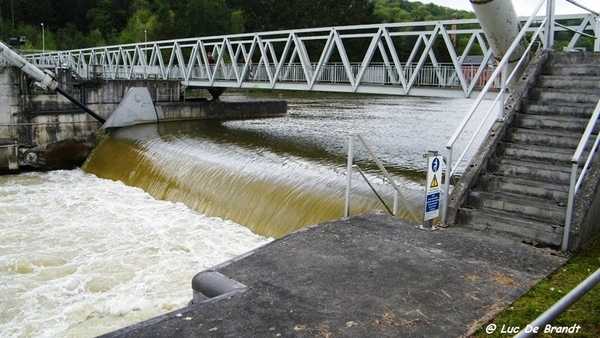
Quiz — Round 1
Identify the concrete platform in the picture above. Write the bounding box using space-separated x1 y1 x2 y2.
102 211 567 337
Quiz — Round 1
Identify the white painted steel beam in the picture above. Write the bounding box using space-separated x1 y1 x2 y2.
6 13 595 98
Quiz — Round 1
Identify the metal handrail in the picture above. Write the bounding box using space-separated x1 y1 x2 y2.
441 0 549 223
514 268 600 338
352 165 394 215
345 134 419 222
566 0 600 16
563 100 600 251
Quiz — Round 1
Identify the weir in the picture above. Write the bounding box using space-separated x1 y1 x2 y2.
82 120 423 238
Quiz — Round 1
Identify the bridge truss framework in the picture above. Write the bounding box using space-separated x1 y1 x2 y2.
13 13 600 98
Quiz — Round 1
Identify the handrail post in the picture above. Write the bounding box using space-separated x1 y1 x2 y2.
345 135 354 217
393 190 399 216
596 17 600 52
562 162 579 252
499 61 508 120
441 147 452 224
546 0 555 49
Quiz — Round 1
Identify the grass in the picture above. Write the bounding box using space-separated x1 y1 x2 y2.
472 236 600 338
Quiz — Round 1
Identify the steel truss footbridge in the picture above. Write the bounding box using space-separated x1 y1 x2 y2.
17 12 599 99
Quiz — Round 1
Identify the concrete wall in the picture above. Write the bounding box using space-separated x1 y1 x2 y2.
0 66 286 171
570 153 600 250
158 99 287 121
0 67 23 139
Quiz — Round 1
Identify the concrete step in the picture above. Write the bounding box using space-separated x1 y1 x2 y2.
487 157 572 184
505 127 584 149
520 101 597 118
467 190 566 223
527 87 600 104
457 207 564 247
479 174 569 202
542 64 600 77
547 51 600 65
536 75 600 89
536 75 600 90
513 112 596 133
496 142 576 165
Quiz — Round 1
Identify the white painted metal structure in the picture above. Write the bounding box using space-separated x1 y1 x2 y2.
443 0 599 252
14 11 597 99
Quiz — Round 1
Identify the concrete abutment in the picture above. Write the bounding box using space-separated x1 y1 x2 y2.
0 66 286 171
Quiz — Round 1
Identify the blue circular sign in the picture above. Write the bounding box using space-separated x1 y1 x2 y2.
432 158 440 173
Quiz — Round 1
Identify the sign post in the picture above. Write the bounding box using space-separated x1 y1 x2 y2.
423 151 443 229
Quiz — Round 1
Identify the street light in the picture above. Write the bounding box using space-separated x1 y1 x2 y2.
40 23 45 56
144 30 147 43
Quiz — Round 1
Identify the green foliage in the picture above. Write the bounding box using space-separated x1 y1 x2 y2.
472 237 600 338
0 0 590 58
373 0 475 23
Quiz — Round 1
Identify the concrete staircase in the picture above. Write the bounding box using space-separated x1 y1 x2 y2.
457 51 600 247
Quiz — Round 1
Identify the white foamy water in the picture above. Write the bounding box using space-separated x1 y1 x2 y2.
0 170 270 337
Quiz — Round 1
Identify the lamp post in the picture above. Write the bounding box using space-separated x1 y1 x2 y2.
144 30 147 43
41 23 45 56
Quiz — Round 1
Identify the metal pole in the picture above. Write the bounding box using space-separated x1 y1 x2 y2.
41 23 45 58
562 162 579 252
596 17 600 52
499 61 508 120
546 0 555 49
393 190 399 216
345 135 354 217
55 87 106 123
514 268 600 338
441 148 452 224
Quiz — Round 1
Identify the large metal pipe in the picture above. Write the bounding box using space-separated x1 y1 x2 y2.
0 40 58 91
0 40 105 123
470 0 529 89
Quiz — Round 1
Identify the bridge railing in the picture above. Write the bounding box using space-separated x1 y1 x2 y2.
5 11 593 98
91 62 502 91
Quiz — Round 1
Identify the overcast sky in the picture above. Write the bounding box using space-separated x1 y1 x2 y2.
418 0 598 16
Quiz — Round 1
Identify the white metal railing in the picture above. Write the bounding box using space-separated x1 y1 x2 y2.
563 100 600 251
345 134 419 222
514 268 600 338
442 0 552 223
1 12 594 98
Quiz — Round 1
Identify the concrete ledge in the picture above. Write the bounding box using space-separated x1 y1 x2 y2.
158 98 287 121
101 211 566 338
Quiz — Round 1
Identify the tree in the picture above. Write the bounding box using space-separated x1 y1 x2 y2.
184 0 231 37
226 0 376 32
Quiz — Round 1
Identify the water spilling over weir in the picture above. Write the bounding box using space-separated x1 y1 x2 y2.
83 119 423 238
82 93 492 238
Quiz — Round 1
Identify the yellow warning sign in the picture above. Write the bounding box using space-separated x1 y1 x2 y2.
430 176 439 188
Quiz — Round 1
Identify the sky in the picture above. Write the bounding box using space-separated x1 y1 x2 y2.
418 0 598 16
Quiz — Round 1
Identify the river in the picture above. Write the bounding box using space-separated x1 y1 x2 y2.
0 92 493 337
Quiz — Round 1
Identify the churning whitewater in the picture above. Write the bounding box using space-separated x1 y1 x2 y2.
0 170 270 337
